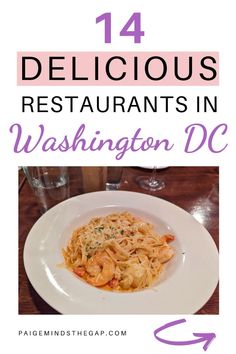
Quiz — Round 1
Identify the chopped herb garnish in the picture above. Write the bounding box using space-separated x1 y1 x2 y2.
94 226 104 232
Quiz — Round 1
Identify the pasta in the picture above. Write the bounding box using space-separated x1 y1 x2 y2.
62 212 174 291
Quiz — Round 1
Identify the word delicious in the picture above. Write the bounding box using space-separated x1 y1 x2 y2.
17 52 219 86
9 123 227 160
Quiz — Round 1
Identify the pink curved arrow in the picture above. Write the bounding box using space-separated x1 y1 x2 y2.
154 318 216 351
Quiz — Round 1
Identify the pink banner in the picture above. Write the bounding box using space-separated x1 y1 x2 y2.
17 52 219 86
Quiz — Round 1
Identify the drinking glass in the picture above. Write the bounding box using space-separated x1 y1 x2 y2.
106 167 123 190
23 166 70 213
137 166 165 191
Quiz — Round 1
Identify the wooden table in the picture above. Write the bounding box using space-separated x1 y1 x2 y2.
19 166 219 315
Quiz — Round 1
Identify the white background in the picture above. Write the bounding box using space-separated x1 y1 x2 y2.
0 0 235 353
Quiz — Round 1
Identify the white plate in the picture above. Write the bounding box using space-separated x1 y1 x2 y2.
23 191 218 314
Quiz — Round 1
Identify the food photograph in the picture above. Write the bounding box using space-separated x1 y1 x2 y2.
19 166 219 314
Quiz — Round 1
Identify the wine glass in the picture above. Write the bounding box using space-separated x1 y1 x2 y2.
137 166 165 191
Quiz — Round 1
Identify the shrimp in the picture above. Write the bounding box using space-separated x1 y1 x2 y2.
73 266 86 277
160 234 175 243
85 251 115 287
158 244 174 263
